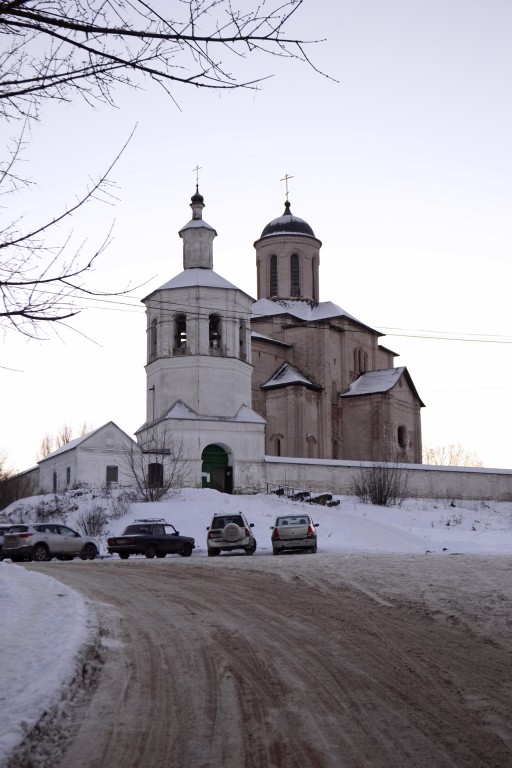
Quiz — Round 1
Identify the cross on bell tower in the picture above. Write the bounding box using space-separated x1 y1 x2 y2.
280 173 294 202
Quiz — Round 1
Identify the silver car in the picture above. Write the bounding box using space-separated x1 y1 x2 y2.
0 523 13 561
3 523 99 562
206 513 257 556
271 514 319 555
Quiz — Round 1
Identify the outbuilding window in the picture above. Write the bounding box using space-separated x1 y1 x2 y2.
106 465 119 483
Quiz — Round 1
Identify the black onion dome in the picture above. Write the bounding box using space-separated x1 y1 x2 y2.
191 186 204 204
260 200 316 239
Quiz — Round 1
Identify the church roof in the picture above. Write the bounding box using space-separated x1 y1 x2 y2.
340 367 425 406
251 298 378 331
178 218 217 235
151 268 252 295
161 400 265 424
251 331 291 348
258 201 318 240
261 363 322 391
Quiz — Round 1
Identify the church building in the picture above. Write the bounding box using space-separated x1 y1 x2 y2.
30 184 424 497
251 199 424 464
136 187 266 493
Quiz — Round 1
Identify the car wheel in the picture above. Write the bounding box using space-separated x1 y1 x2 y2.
119 553 130 560
310 545 317 554
207 549 220 557
180 543 193 558
272 549 280 556
245 543 256 555
156 552 166 558
33 543 50 562
145 545 156 559
80 543 98 560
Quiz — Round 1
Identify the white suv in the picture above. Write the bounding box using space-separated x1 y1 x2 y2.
206 513 257 557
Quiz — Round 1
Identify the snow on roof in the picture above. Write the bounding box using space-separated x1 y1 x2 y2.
165 401 265 424
178 218 217 234
250 331 291 347
39 422 133 461
251 298 375 329
155 268 244 293
39 426 104 460
262 363 321 390
341 368 405 397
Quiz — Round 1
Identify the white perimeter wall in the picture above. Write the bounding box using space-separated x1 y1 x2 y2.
263 457 512 502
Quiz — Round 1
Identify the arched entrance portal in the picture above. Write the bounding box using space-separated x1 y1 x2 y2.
201 445 233 494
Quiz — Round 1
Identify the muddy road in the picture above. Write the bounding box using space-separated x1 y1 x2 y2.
22 554 512 768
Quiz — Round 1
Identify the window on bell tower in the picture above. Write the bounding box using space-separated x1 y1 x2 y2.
174 314 187 350
270 254 278 298
149 318 157 360
209 314 221 350
290 253 300 297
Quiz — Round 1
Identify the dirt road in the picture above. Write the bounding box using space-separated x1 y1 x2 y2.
20 554 512 768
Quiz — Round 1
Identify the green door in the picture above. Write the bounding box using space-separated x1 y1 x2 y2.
201 445 233 494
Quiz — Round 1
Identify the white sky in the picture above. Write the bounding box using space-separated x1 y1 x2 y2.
1 487 512 763
1 0 511 470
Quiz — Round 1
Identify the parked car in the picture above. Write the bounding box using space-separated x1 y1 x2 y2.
3 524 99 562
206 512 257 556
107 518 195 559
270 514 319 555
0 523 13 561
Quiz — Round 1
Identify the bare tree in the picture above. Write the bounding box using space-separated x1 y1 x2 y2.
37 421 87 460
350 457 410 507
56 422 73 448
123 425 191 501
423 443 484 468
0 0 322 120
1 1 326 340
37 432 54 460
0 130 135 339
0 451 37 510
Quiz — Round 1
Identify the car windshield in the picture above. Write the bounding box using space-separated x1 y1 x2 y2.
123 525 150 534
211 515 244 529
276 516 310 526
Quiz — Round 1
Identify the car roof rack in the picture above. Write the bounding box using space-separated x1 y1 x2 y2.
133 518 169 523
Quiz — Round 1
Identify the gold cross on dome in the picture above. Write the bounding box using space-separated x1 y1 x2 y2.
280 173 294 201
192 165 202 186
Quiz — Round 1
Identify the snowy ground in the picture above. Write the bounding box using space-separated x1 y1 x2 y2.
1 488 511 766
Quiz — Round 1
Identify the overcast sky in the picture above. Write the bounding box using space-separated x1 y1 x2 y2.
1 0 511 471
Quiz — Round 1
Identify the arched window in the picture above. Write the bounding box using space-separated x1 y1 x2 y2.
307 435 318 459
290 253 300 297
148 462 163 488
149 318 157 359
397 425 407 449
271 433 284 457
239 319 247 361
312 256 318 301
354 348 368 374
174 314 187 351
209 314 221 350
270 254 278 297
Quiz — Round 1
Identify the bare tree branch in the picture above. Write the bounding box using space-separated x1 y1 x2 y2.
0 1 329 120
